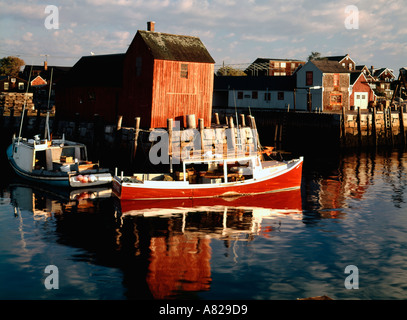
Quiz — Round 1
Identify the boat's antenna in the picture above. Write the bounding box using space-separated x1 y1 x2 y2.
44 67 54 141
233 90 242 152
17 64 33 146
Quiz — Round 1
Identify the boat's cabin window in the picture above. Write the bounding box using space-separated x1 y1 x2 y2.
61 147 75 158
34 150 47 170
61 146 87 161
182 158 254 184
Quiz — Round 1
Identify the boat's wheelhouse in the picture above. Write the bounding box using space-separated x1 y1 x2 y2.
12 138 89 173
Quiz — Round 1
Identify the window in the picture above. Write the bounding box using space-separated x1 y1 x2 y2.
180 64 188 79
4 82 9 90
278 92 284 100
252 91 258 99
237 91 243 99
306 71 313 86
330 93 342 105
274 62 280 67
291 63 296 69
264 93 271 101
333 73 339 87
18 82 25 90
280 62 286 68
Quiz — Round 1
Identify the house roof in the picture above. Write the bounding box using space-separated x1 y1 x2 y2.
22 65 72 81
59 54 125 87
350 71 366 85
311 60 351 73
324 55 347 62
137 30 215 63
0 75 27 82
323 54 355 64
372 67 395 78
251 57 305 63
214 75 296 91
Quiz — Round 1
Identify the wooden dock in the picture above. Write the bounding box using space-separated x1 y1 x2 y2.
2 106 406 172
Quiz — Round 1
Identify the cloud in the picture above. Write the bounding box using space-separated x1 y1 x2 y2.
22 32 33 42
0 0 406 70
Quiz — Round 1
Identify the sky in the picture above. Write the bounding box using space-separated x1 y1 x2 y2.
1 0 406 75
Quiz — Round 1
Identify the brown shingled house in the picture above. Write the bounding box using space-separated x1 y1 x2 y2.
296 59 350 111
56 22 215 128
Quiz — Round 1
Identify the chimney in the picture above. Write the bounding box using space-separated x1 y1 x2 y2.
147 21 155 32
44 61 48 71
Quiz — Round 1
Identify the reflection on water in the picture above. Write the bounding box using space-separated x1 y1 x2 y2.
2 149 407 299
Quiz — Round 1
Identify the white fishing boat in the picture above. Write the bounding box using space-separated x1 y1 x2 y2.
7 135 112 188
6 66 112 188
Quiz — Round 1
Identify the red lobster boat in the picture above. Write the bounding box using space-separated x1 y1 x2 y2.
113 154 303 200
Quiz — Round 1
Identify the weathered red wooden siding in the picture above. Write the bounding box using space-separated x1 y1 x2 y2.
120 33 155 128
151 60 214 128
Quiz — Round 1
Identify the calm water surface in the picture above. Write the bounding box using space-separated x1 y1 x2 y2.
1 149 407 300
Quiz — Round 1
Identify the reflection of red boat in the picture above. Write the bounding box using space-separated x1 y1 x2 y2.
113 155 303 200
117 188 302 216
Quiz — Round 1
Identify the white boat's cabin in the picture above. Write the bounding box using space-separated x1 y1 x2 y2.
12 137 89 173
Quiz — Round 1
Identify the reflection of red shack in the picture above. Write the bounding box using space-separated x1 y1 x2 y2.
147 235 211 299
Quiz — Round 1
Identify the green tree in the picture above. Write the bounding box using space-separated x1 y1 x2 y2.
216 66 247 76
0 56 25 76
307 52 324 61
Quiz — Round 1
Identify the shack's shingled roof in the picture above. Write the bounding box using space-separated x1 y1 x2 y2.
311 60 350 73
137 30 215 64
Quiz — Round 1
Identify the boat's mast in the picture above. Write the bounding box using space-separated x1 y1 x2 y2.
44 67 54 141
17 65 33 145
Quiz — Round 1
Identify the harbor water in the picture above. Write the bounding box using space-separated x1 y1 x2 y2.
1 148 407 300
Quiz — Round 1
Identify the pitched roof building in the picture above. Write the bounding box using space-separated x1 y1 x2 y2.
56 22 215 128
245 58 305 76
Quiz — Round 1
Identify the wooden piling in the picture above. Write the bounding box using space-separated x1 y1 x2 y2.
399 106 405 145
228 116 236 151
214 113 220 125
341 107 346 146
274 124 279 143
186 114 196 129
116 115 123 131
248 115 261 151
239 114 246 127
167 118 173 156
132 117 141 161
198 118 204 152
372 107 377 146
388 107 394 146
357 107 362 147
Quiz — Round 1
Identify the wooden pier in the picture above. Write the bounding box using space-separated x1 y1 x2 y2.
2 106 407 171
